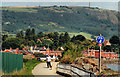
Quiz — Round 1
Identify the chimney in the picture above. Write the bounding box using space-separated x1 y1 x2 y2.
23 48 25 50
15 48 19 54
10 48 12 50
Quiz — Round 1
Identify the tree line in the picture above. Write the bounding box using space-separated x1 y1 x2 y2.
2 28 120 55
2 28 86 50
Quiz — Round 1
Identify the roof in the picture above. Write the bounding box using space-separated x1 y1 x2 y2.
104 40 111 46
51 51 63 53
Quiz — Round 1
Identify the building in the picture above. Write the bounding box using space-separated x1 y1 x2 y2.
83 49 118 59
4 46 63 57
24 46 63 57
104 40 111 46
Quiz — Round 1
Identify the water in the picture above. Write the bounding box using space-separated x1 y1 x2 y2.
105 64 120 72
1 2 118 11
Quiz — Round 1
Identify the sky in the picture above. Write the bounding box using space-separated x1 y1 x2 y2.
1 0 120 2
1 0 119 11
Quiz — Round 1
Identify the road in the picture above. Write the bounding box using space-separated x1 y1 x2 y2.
32 62 63 77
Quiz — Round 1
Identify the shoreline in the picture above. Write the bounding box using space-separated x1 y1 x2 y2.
101 59 120 65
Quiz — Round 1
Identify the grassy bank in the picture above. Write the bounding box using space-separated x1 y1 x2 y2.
99 70 120 76
11 59 44 76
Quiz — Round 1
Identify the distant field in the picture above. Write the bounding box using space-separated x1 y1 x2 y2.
69 32 93 39
2 7 38 12
5 32 93 39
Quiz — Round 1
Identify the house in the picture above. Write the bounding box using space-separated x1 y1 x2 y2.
4 45 63 58
83 49 118 59
39 48 63 57
104 40 111 46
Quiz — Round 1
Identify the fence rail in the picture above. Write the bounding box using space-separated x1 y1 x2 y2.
1 52 23 74
57 63 95 77
57 64 71 75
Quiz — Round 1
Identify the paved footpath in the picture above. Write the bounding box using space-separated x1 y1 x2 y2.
32 62 63 77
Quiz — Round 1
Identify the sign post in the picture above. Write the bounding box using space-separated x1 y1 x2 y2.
97 35 104 73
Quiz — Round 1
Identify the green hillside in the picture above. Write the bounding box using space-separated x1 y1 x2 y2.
2 6 118 39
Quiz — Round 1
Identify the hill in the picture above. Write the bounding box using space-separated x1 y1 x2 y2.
2 6 118 39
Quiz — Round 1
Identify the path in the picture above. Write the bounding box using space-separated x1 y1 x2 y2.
32 62 63 77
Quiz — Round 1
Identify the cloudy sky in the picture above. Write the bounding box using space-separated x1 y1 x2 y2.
1 0 120 2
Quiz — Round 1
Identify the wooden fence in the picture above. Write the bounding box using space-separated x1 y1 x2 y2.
57 63 95 77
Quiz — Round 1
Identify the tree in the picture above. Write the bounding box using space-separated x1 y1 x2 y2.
75 35 86 41
25 28 31 40
20 44 25 50
2 38 22 50
109 35 119 45
53 32 59 40
28 40 36 46
42 39 53 47
63 42 76 51
53 32 59 48
59 33 64 46
91 35 96 40
31 28 35 35
48 32 55 39
29 35 38 42
64 32 70 43
54 32 59 37
2 34 8 41
16 30 24 39
103 45 111 52
71 35 76 42
80 40 94 49
36 41 42 47
95 43 99 50
37 32 43 38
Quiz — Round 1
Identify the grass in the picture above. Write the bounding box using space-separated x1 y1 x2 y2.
2 7 37 13
99 70 120 76
44 7 73 13
10 59 44 76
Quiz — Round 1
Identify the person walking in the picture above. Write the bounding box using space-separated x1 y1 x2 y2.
46 54 52 69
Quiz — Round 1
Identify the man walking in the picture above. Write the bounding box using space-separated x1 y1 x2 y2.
46 54 52 69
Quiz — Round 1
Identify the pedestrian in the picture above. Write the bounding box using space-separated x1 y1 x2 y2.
46 54 52 69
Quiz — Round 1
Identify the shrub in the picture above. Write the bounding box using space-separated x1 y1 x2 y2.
33 52 44 57
55 59 59 62
23 52 27 55
23 58 28 63
60 55 73 64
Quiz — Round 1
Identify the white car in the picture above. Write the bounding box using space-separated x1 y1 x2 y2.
40 55 55 61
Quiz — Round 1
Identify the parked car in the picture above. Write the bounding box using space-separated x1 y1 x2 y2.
39 55 55 61
36 57 41 61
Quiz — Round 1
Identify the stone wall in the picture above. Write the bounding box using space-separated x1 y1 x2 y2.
74 57 111 75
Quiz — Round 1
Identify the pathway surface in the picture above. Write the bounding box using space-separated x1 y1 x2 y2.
32 62 63 77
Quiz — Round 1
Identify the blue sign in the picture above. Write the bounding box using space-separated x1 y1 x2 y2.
97 36 104 43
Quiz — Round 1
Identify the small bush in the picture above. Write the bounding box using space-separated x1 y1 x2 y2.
60 55 73 64
32 58 35 60
55 59 59 62
23 58 28 63
23 52 27 55
33 52 44 57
